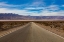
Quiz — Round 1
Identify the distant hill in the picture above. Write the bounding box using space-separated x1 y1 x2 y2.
0 13 64 20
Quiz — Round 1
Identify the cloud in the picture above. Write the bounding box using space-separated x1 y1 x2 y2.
0 1 64 16
24 4 64 16
0 5 64 16
24 5 59 12
28 10 64 16
0 1 45 9
0 8 30 15
28 1 45 7
0 2 18 7
24 7 44 10
0 2 28 9
62 5 64 7
39 10 64 16
45 5 59 11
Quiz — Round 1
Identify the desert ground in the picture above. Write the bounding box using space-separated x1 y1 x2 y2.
0 21 64 42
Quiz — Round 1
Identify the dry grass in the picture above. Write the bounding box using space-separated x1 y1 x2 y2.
35 21 64 31
0 21 28 31
35 21 64 37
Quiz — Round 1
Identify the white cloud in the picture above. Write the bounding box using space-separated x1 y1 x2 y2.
0 2 25 8
0 8 30 15
0 7 64 16
62 5 64 7
29 1 45 7
28 10 64 16
40 10 64 16
24 7 44 10
45 5 59 11
0 2 64 16
25 5 59 11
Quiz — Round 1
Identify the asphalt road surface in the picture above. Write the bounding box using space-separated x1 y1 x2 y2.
0 22 64 42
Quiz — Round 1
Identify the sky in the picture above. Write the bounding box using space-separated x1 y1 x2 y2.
0 0 64 16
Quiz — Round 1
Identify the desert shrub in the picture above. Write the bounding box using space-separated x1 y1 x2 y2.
36 21 64 31
0 22 4 30
0 22 28 31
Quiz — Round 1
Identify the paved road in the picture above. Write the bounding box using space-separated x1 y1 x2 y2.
0 22 64 42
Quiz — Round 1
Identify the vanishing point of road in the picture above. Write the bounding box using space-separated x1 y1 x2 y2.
0 22 64 42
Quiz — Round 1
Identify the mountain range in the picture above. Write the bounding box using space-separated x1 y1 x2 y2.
0 13 64 20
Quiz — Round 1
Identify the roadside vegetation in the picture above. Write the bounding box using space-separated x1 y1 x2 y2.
0 21 28 31
36 21 64 31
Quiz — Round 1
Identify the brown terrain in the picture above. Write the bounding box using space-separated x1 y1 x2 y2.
0 21 64 42
36 21 64 37
0 22 64 42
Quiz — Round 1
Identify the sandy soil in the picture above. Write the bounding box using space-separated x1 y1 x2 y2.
36 23 64 38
